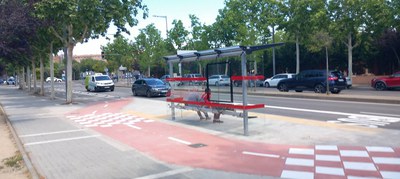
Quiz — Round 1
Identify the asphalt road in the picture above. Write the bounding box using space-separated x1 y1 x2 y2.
45 81 400 130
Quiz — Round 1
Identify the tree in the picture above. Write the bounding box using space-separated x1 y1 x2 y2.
102 36 135 73
34 0 148 103
135 24 166 77
281 0 325 73
328 0 366 77
169 19 189 50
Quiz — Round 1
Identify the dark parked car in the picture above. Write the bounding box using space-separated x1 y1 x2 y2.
277 70 347 94
132 78 170 97
371 71 400 90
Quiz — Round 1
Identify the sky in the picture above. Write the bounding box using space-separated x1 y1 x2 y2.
72 0 225 55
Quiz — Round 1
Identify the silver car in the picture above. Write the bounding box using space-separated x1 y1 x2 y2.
208 75 230 86
264 73 295 87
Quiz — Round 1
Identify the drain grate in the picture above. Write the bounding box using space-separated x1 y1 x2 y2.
189 143 207 148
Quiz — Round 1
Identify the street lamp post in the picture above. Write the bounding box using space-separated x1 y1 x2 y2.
153 15 168 39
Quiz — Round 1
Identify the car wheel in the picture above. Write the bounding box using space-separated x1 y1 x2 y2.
111 87 114 92
375 81 386 91
264 82 270 88
277 83 288 92
132 89 137 96
314 84 326 93
295 90 303 92
146 90 152 98
331 90 341 94
234 81 239 87
215 82 219 86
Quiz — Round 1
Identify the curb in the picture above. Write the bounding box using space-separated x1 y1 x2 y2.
0 103 40 179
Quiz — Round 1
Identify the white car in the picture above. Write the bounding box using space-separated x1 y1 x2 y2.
208 75 230 86
264 73 295 87
46 77 62 82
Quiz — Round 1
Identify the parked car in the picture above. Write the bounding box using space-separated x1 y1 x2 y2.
132 78 170 97
264 73 295 87
5 78 15 85
277 70 347 94
371 71 400 90
208 75 230 86
233 74 264 87
46 77 62 82
160 74 170 83
182 73 203 85
346 76 352 89
0 78 3 84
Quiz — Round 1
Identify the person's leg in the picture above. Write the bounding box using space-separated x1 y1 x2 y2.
213 113 223 123
203 112 210 120
197 111 205 120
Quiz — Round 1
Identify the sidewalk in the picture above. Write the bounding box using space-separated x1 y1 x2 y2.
1 85 400 179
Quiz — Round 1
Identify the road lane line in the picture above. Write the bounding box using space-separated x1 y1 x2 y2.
126 124 141 130
168 137 192 145
19 129 87 138
134 167 193 179
24 135 100 146
242 151 280 158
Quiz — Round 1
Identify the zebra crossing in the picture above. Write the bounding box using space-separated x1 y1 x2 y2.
66 112 153 128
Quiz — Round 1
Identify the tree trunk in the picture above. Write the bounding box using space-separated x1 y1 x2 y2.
40 57 44 96
66 44 74 103
296 35 300 74
147 65 151 77
50 42 55 100
347 33 353 77
18 68 24 90
27 65 31 92
32 58 37 93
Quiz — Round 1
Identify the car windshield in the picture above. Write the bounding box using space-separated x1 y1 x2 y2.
146 79 165 85
221 75 229 78
95 76 111 81
330 71 343 78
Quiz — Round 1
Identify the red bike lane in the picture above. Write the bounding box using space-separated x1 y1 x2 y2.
67 99 400 179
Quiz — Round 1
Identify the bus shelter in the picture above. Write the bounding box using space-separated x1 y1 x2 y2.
163 43 284 136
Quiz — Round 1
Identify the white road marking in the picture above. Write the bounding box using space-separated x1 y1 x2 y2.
372 157 400 165
126 124 141 130
316 154 341 162
266 105 400 128
343 161 377 171
360 111 400 118
315 145 338 151
281 170 314 179
285 158 314 167
380 171 400 179
168 137 191 145
19 129 87 137
134 167 193 179
242 151 280 158
24 135 100 146
366 146 394 152
316 166 345 176
340 150 369 157
289 148 314 155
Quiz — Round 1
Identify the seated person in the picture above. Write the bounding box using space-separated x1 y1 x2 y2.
201 88 223 123
185 91 210 120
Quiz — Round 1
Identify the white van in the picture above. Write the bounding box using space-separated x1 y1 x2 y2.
85 74 114 92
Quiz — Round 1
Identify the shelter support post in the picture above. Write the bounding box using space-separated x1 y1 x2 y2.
241 52 249 136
